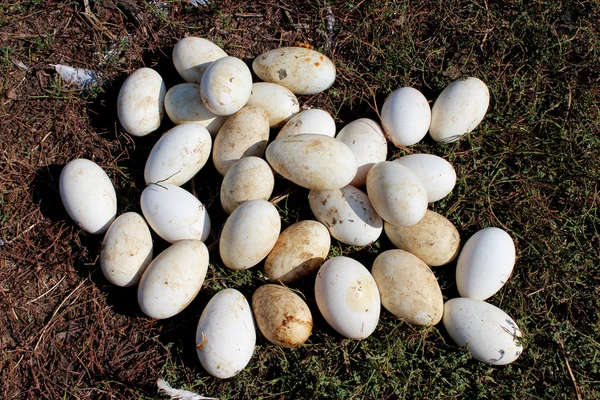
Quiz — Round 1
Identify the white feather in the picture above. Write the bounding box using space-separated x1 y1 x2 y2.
157 378 217 400
51 64 101 88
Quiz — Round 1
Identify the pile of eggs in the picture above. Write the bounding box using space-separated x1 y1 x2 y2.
58 37 523 378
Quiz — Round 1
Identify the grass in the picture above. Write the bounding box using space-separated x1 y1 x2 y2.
1 0 599 399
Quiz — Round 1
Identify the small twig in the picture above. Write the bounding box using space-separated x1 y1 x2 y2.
27 276 66 304
557 338 583 400
234 13 263 18
5 223 37 245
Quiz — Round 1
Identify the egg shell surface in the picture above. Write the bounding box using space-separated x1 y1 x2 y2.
219 200 281 270
117 67 166 137
252 47 336 95
443 298 523 365
246 82 300 128
196 288 256 379
172 37 227 84
276 109 336 140
381 87 431 147
100 212 153 287
140 183 211 243
201 56 252 116
429 77 490 143
456 227 516 300
220 156 275 214
138 240 208 319
266 134 357 190
59 158 117 234
314 256 380 340
164 83 226 136
394 154 456 203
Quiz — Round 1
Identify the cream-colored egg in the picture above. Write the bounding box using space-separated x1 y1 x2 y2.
140 183 211 243
252 285 312 347
201 56 252 116
100 212 153 287
164 83 226 136
266 134 357 190
219 200 281 270
117 68 166 137
366 161 428 226
314 256 380 340
443 298 523 365
246 82 300 128
394 154 456 203
172 37 227 84
212 105 270 176
429 77 490 143
372 250 443 326
384 210 460 267
220 156 274 214
144 123 212 186
196 289 256 378
456 227 516 300
253 47 336 95
59 159 117 234
138 240 208 319
336 118 388 187
264 220 330 284
308 185 382 246
381 87 431 147
275 109 336 139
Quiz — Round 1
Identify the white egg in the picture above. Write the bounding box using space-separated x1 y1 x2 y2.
140 183 211 243
252 47 336 95
100 212 153 287
59 159 117 234
117 68 166 137
164 83 226 136
201 56 252 116
212 105 270 176
456 227 516 300
172 37 227 84
196 289 256 379
138 240 209 319
336 118 388 187
429 77 490 143
144 123 212 186
264 220 330 284
220 156 274 214
315 256 380 340
308 185 382 246
394 154 456 203
443 298 523 365
266 134 357 190
276 109 336 139
219 200 281 270
366 161 428 226
246 82 300 128
381 87 431 147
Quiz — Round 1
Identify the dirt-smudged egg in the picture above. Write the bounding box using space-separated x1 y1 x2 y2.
201 56 252 116
220 156 274 214
196 289 256 379
276 109 336 139
164 83 226 136
394 154 456 203
314 256 380 340
381 87 431 147
172 37 227 84
246 82 300 128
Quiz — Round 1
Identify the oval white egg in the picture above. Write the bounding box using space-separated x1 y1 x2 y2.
172 37 227 84
246 82 300 128
381 87 431 147
59 159 117 234
456 227 516 300
144 123 212 186
443 298 523 365
266 134 357 190
276 109 336 139
100 212 153 287
117 67 166 137
429 77 490 143
201 56 252 116
138 240 209 319
212 105 270 176
164 83 226 136
336 118 388 187
315 257 380 339
219 200 281 270
394 154 456 203
366 161 428 226
252 47 336 95
220 156 274 214
308 185 382 246
196 289 256 379
140 183 211 243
